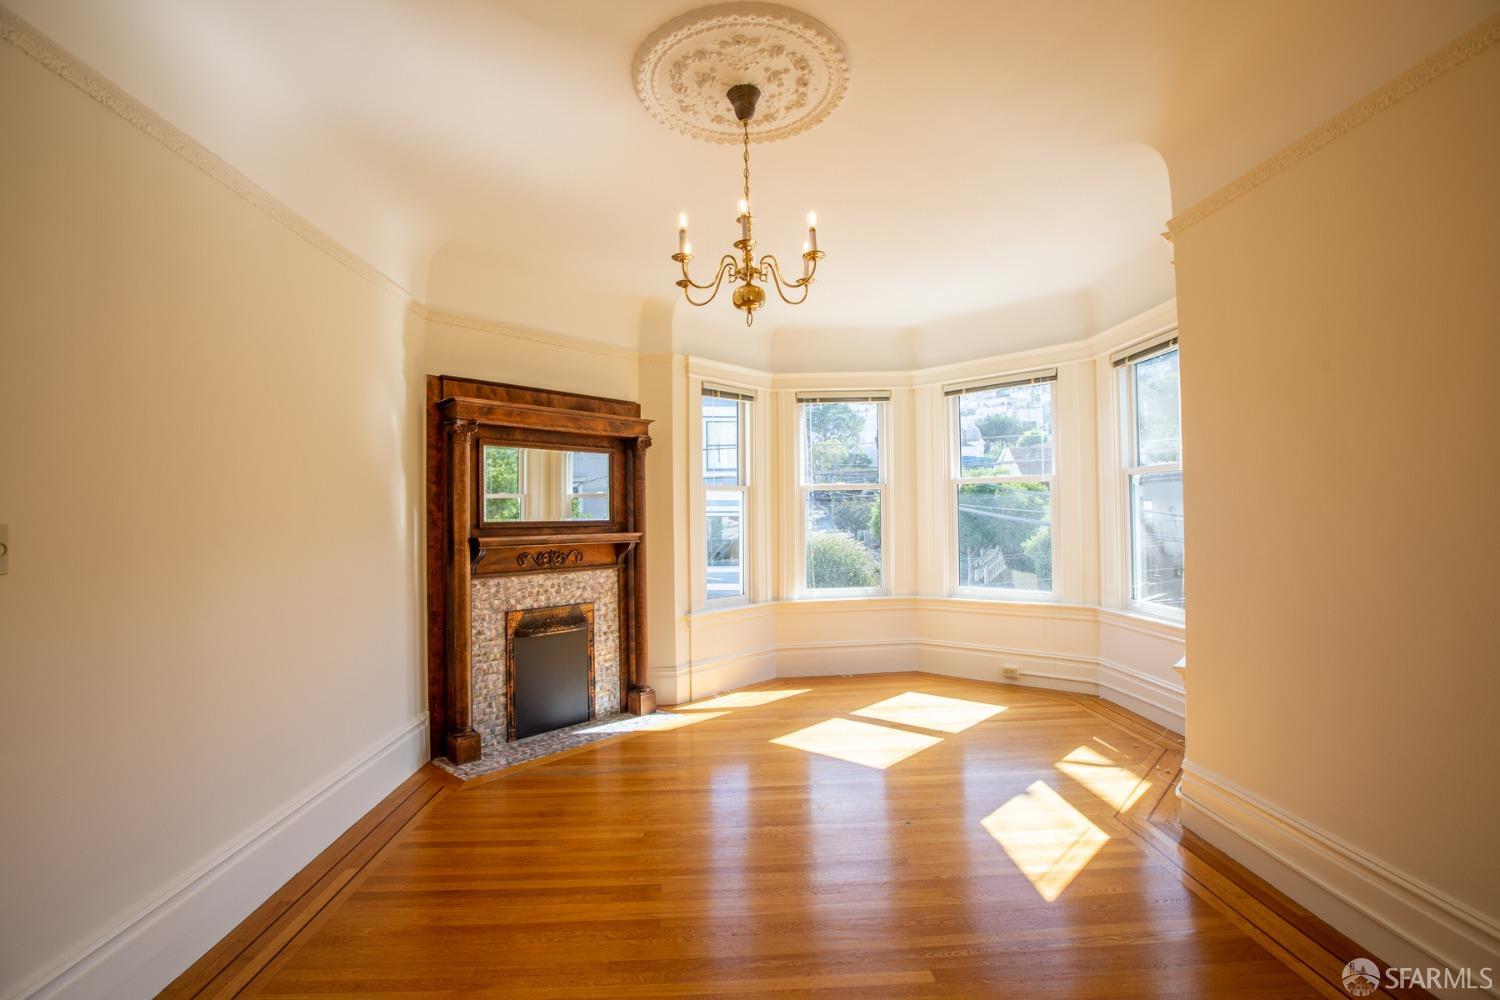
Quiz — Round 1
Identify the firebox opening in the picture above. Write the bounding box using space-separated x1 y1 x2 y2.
507 604 596 741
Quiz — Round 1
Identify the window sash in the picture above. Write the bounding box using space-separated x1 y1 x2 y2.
798 400 885 487
798 400 886 595
948 391 1055 595
699 389 753 605
705 483 748 603
1119 347 1184 615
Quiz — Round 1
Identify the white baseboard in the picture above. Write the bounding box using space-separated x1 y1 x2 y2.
12 715 429 1000
774 638 916 677
1096 659 1186 732
1180 761 1500 999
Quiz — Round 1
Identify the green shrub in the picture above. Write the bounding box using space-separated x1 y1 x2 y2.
806 531 878 589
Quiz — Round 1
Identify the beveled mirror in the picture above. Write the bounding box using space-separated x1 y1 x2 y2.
479 444 611 523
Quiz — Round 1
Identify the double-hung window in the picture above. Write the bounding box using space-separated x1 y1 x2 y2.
797 393 886 594
1117 336 1184 614
948 371 1056 594
702 386 752 602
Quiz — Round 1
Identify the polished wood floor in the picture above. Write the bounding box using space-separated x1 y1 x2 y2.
167 675 1417 999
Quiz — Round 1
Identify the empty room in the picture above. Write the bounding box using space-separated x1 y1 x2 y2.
2 1 1497 997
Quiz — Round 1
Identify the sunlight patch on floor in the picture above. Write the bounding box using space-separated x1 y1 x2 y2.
771 718 942 769
680 689 811 711
583 711 728 733
851 691 1006 733
1055 745 1150 811
981 780 1109 901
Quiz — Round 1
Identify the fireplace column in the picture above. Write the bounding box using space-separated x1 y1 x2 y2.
627 434 656 715
444 418 482 763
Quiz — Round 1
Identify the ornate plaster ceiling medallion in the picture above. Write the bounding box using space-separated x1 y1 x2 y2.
632 3 850 144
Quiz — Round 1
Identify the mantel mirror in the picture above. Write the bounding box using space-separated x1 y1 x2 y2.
480 444 611 523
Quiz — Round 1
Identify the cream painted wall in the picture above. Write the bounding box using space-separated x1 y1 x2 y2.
1175 33 1500 975
424 312 639 403
0 38 426 997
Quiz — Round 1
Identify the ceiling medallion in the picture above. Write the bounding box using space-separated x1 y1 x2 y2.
631 3 851 145
636 4 847 326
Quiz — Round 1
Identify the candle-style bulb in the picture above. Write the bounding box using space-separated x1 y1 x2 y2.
738 198 749 216
677 213 688 254
807 211 817 228
678 212 688 229
806 212 818 253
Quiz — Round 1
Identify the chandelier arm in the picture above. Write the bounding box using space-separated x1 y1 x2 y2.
678 254 740 291
759 255 814 305
679 257 739 307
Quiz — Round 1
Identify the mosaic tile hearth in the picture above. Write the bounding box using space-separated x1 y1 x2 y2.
433 710 689 780
470 568 621 747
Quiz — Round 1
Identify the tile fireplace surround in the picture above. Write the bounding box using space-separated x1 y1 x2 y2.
470 568 622 748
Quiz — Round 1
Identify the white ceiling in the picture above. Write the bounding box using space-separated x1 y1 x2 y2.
12 0 1496 350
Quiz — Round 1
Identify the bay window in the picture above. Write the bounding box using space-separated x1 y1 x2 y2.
798 394 887 594
947 372 1056 594
702 386 752 602
1117 336 1184 614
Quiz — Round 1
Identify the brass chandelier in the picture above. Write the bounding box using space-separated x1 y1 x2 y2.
671 84 824 327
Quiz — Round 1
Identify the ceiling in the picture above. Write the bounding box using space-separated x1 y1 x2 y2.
12 0 1495 350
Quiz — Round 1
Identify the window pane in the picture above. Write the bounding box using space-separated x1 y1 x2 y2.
957 483 1052 591
483 445 521 495
805 489 881 589
566 452 609 520
956 382 1053 478
703 396 742 485
1131 471 1184 608
803 402 880 484
705 490 745 600
484 497 521 522
1133 349 1181 466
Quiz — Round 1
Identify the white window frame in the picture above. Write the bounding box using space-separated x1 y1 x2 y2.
946 373 1057 600
698 387 753 607
1118 338 1184 621
480 443 527 523
796 395 889 598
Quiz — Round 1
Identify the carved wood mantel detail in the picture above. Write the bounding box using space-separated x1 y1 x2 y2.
516 549 584 569
425 376 654 763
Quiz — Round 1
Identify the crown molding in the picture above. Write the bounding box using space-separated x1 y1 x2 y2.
0 4 420 312
1167 12 1500 237
423 308 642 362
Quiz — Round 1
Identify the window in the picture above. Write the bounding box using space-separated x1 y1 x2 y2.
702 387 751 601
1118 339 1184 613
948 372 1056 594
798 394 886 593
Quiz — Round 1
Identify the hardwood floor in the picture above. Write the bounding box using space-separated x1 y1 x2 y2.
165 675 1420 998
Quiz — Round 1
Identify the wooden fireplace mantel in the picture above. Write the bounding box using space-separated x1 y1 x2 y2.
426 376 654 764
471 531 642 577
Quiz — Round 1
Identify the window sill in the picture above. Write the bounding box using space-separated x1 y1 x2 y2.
952 587 1059 604
1121 602 1185 626
796 589 886 601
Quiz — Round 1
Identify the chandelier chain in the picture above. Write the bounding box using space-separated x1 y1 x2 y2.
742 119 750 208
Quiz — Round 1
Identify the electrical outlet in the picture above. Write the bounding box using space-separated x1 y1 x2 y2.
1001 665 1021 680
